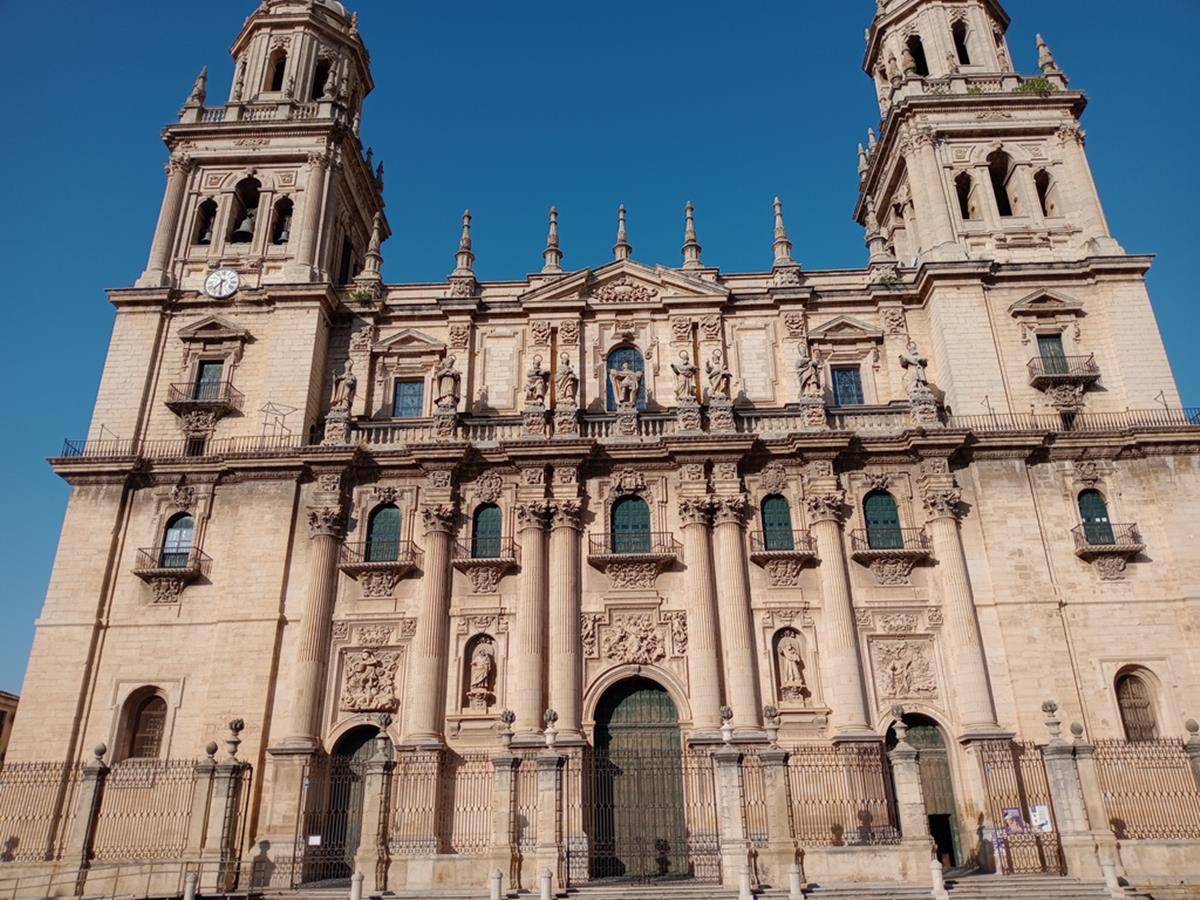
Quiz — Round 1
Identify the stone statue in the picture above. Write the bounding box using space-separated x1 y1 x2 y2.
525 354 549 404
609 361 642 408
797 346 823 399
555 353 579 406
470 642 495 692
671 350 697 401
777 635 808 703
706 349 733 400
434 355 462 410
331 359 357 411
899 340 930 393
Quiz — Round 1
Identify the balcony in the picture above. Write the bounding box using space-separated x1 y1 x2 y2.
1027 355 1101 390
587 533 681 589
749 530 817 588
1071 523 1144 558
165 381 245 418
849 529 932 587
339 541 423 598
452 538 519 594
132 546 212 581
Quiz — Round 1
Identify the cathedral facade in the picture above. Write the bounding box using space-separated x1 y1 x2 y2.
3 0 1199 896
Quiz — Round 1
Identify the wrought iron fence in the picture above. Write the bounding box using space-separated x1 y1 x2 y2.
514 750 540 859
739 752 769 849
90 759 200 862
947 407 1200 434
1092 738 1200 839
339 540 422 568
131 546 213 575
388 751 440 856
0 761 81 862
976 740 1063 875
785 743 900 846
440 751 494 854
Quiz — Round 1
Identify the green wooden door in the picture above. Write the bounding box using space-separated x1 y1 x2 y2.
1078 490 1114 546
366 504 401 561
864 491 903 550
907 722 960 867
611 496 652 554
472 503 502 557
592 679 688 881
761 495 795 551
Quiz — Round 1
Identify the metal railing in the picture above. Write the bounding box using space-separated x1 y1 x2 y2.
588 532 681 557
1070 522 1142 551
1027 354 1100 382
339 540 422 567
453 537 517 561
131 546 212 576
750 529 816 554
784 743 900 846
850 528 930 553
165 380 245 410
1092 738 1200 839
55 433 304 461
947 407 1200 434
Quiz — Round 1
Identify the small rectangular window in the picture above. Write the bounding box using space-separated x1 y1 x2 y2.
832 367 865 406
194 360 225 401
393 380 425 418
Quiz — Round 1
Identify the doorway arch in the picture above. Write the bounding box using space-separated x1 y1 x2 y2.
887 713 959 868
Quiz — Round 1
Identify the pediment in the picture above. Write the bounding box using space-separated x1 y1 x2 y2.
177 315 250 343
807 316 884 343
520 259 728 306
372 328 446 356
1008 290 1085 317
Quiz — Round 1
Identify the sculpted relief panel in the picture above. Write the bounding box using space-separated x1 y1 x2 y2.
870 638 938 701
341 649 402 712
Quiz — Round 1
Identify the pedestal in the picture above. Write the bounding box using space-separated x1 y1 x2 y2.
676 396 702 433
523 401 549 438
322 409 351 445
798 398 827 430
708 397 736 433
553 402 579 437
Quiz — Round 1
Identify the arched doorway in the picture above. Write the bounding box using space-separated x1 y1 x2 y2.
589 678 695 882
888 714 959 868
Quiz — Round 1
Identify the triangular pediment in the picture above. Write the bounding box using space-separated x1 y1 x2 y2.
177 314 250 343
808 315 884 343
372 328 446 355
520 259 728 306
1008 290 1084 317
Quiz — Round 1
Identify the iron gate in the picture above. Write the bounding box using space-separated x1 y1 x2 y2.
291 754 376 886
978 740 1064 875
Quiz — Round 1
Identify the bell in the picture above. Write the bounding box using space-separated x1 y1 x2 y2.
231 210 255 243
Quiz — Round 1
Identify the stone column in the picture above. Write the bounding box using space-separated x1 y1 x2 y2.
887 715 931 844
679 497 724 737
712 495 762 734
905 129 963 261
759 748 798 884
291 151 330 278
548 501 583 742
1073 731 1125 887
283 474 347 745
512 502 552 742
138 155 193 288
713 747 750 888
401 503 457 746
490 747 520 889
1039 702 1102 878
918 465 999 735
804 477 872 738
63 744 109 871
354 730 395 893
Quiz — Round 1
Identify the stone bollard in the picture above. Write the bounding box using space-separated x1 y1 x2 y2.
930 857 950 900
539 867 553 900
738 862 753 900
1102 860 1125 900
183 871 197 900
788 862 805 899
350 871 364 900
489 867 504 900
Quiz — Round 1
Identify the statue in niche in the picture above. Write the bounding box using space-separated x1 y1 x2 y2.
433 355 462 410
609 361 642 408
331 359 357 411
556 353 579 406
671 350 698 401
524 354 549 404
899 340 931 394
796 346 823 400
466 638 496 711
776 632 810 703
706 349 732 400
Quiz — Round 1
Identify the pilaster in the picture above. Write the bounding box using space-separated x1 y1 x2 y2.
713 746 750 888
354 729 395 894
758 748 798 885
1039 702 1102 879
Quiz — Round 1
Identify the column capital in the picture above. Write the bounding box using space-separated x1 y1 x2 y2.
307 504 345 539
712 493 749 527
804 486 846 524
420 503 457 534
920 479 963 521
550 499 583 530
167 153 194 176
678 496 716 527
515 500 554 531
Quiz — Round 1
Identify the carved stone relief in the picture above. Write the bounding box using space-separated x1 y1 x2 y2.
871 639 938 700
341 649 402 711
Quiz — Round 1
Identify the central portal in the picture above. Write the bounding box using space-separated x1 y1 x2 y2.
588 677 693 882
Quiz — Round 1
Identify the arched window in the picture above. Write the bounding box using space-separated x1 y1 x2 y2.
611 495 651 554
1034 170 1057 217
955 172 976 220
230 177 261 244
952 20 972 66
194 199 217 245
271 197 293 245
761 495 795 551
864 491 903 550
337 235 356 285
1115 672 1159 742
606 346 646 412
311 59 333 101
906 35 930 77
987 151 1015 218
1078 490 1115 546
472 504 502 559
161 513 195 568
365 503 401 562
128 694 167 759
266 49 288 93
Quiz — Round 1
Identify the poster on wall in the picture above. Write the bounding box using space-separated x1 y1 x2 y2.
1030 804 1053 833
1001 807 1027 834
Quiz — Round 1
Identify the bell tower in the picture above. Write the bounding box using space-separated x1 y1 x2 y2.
136 0 386 290
854 0 1121 266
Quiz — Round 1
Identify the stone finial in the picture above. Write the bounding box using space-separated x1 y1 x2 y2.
1070 722 1084 741
93 743 108 762
226 718 245 760
891 704 909 743
357 212 384 282
542 207 563 273
613 204 632 261
451 209 475 277
1036 34 1060 74
1186 719 1200 741
205 741 219 760
867 128 877 150
771 197 797 269
857 144 869 179
186 66 208 106
681 201 703 270
498 708 516 749
1042 700 1063 740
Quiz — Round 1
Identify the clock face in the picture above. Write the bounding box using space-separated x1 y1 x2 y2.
204 268 240 299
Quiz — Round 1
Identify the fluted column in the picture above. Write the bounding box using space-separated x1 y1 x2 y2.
679 498 723 736
401 503 457 747
905 129 963 261
292 151 330 276
512 501 552 741
919 467 999 734
711 495 762 734
137 155 193 287
805 480 872 738
548 501 583 741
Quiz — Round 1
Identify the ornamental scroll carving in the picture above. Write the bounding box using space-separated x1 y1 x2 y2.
474 472 504 503
594 277 657 303
420 504 456 533
610 468 647 497
582 610 687 663
308 505 345 539
872 640 938 700
760 463 789 495
341 649 402 711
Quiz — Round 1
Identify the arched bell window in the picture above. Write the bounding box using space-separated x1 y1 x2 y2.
605 346 647 412
955 173 977 220
1115 671 1159 742
160 513 195 568
472 504 502 559
271 197 293 245
987 150 1015 218
611 495 651 554
1078 489 1115 546
952 19 972 66
906 35 930 77
194 199 218 246
1034 170 1058 217
864 491 903 550
266 48 288 93
311 58 333 101
365 503 401 562
230 177 261 244
128 694 167 759
761 495 795 551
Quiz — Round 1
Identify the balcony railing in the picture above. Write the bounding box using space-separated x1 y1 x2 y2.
339 540 423 570
588 532 681 558
850 528 931 555
1071 523 1144 554
165 381 245 414
132 546 212 578
55 434 304 461
1027 355 1101 388
453 538 518 562
749 530 816 555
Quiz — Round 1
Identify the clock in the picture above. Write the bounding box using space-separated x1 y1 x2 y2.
204 268 240 299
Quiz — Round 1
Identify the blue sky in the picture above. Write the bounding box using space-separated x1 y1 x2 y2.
0 0 1195 693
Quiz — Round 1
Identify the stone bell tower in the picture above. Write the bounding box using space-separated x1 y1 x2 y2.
854 0 1121 266
136 0 386 290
